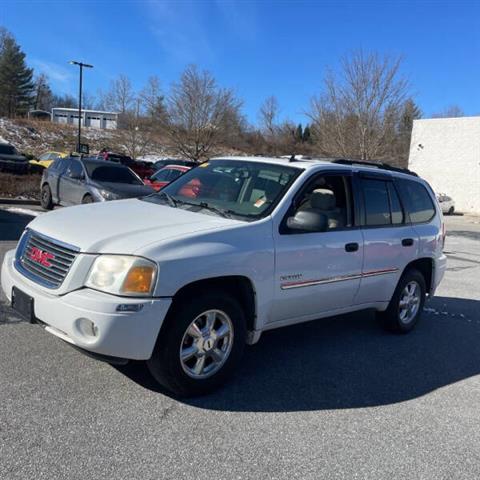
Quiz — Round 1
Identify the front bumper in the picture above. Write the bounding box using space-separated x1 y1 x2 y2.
1 249 172 360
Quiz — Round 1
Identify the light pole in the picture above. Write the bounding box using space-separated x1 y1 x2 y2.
69 61 93 153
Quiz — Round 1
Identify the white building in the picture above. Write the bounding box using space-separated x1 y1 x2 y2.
408 116 480 214
51 108 118 129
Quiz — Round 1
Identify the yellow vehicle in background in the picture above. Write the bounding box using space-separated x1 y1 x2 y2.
29 151 68 171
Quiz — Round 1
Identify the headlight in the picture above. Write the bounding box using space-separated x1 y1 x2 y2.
85 255 157 296
92 187 121 201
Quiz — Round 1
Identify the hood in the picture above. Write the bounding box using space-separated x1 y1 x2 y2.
27 198 243 254
91 181 154 198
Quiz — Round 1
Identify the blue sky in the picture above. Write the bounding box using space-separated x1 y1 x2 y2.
2 0 479 124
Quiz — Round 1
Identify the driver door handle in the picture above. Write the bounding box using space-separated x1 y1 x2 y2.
345 242 359 252
402 238 414 247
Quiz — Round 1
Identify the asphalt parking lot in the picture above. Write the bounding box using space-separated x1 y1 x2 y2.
1 206 480 479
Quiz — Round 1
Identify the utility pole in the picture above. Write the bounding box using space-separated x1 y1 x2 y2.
69 61 93 153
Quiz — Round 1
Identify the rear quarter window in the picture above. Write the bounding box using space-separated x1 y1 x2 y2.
397 179 436 223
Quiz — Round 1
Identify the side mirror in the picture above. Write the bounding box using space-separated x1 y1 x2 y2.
286 210 327 233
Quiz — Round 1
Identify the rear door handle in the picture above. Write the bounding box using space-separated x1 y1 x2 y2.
402 238 414 247
345 242 359 252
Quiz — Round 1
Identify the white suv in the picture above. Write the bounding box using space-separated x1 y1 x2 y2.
1 157 447 396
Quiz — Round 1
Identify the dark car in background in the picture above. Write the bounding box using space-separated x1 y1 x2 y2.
0 143 29 174
152 158 198 171
40 157 154 209
96 151 154 179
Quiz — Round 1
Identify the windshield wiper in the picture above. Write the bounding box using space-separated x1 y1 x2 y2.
158 191 177 208
197 202 233 218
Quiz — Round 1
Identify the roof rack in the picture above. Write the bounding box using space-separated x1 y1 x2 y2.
331 159 418 177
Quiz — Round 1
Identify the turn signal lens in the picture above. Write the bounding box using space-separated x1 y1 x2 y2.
122 266 155 294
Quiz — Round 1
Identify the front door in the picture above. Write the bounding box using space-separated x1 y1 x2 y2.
271 172 363 324
58 159 86 205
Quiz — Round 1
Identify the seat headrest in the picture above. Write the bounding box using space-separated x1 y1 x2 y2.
311 189 336 210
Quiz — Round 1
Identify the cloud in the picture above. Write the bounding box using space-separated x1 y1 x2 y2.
145 1 215 65
31 59 73 84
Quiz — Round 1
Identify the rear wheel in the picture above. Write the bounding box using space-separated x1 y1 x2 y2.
147 291 246 397
82 194 94 204
378 269 426 333
448 206 455 215
40 184 53 210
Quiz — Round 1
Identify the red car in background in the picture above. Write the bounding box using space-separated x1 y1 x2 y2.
143 165 191 191
96 151 155 179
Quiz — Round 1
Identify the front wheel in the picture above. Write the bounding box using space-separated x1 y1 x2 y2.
378 269 426 333
448 206 455 215
40 184 53 210
147 292 246 397
82 194 94 204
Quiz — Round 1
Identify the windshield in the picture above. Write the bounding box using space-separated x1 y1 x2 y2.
143 159 302 220
85 163 143 185
0 144 17 155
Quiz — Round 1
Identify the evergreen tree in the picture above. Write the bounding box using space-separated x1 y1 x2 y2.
295 123 303 143
0 30 34 117
302 124 312 143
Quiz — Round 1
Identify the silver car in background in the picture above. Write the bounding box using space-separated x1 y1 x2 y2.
437 193 455 215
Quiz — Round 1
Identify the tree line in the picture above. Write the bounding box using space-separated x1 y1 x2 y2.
0 26 465 166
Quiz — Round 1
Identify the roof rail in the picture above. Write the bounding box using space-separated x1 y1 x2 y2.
331 159 418 177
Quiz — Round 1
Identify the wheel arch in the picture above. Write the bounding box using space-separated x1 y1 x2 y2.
170 275 257 333
401 257 434 294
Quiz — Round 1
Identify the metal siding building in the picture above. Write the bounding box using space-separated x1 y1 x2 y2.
51 108 118 130
408 117 480 214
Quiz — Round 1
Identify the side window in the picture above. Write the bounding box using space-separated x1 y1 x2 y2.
154 169 173 182
54 159 70 175
66 160 84 179
387 182 404 224
286 174 353 233
362 179 391 226
397 179 436 223
39 153 50 161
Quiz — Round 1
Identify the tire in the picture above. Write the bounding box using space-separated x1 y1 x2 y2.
82 194 94 204
40 184 53 210
147 291 246 397
378 268 426 333
448 206 454 215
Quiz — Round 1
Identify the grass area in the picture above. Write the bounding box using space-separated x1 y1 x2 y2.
0 172 41 200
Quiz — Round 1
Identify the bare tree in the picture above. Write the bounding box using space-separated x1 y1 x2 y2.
102 74 135 113
162 65 243 161
139 76 166 121
119 109 154 159
259 96 279 136
432 104 465 118
309 50 409 161
33 73 53 111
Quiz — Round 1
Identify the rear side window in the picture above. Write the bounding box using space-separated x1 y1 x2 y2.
362 179 391 226
397 179 436 223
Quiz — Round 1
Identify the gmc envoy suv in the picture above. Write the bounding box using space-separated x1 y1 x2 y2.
2 156 446 396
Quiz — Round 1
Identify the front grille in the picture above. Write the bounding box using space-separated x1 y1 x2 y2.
15 230 79 288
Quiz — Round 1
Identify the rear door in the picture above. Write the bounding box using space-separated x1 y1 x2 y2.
48 158 70 203
355 173 419 305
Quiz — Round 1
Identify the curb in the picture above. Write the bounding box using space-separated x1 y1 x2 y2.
0 198 41 206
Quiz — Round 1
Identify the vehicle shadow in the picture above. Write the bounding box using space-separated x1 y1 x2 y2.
118 296 480 412
0 208 35 241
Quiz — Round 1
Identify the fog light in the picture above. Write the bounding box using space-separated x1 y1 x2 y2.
77 318 98 338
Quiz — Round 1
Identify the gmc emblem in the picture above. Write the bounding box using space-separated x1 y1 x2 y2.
28 247 54 267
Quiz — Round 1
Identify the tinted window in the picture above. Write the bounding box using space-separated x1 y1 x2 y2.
51 158 69 174
66 160 84 179
362 179 391 226
152 169 173 182
85 163 143 184
0 144 16 155
398 179 436 223
388 182 404 224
